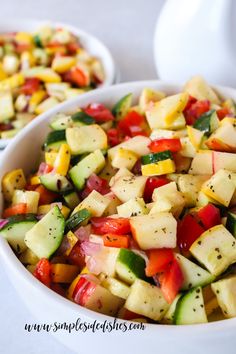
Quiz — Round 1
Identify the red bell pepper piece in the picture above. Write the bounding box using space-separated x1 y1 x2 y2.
177 214 205 251
197 203 221 230
149 138 182 153
91 217 131 235
3 203 27 218
184 99 210 125
103 234 129 248
159 259 184 304
33 258 51 287
145 248 174 277
20 78 40 95
216 107 233 120
65 67 88 87
107 128 121 147
143 176 170 203
35 185 58 205
84 103 114 122
118 111 147 137
66 41 80 54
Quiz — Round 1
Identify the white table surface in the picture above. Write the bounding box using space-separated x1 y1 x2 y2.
0 0 164 353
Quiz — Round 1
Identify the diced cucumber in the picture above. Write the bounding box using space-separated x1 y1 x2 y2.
162 294 182 324
44 130 66 151
174 287 208 325
65 208 91 231
24 206 65 259
71 111 95 125
112 93 133 120
211 276 236 318
115 248 146 284
99 274 130 299
63 190 80 209
40 173 73 193
141 150 172 165
226 212 236 237
175 253 215 290
69 149 105 190
0 218 37 254
50 114 73 130
193 110 219 135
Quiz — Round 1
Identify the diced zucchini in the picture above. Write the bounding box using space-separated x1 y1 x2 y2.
35 97 59 115
24 206 65 259
72 190 110 217
179 137 196 158
69 149 105 190
0 217 37 254
112 93 133 120
63 190 80 209
175 253 215 290
189 150 213 175
66 124 107 154
65 208 91 231
71 111 95 125
12 190 40 213
109 167 133 187
117 197 148 217
211 276 236 318
226 212 236 237
125 279 169 321
141 159 176 176
19 248 39 265
40 173 73 193
99 274 130 299
111 148 138 170
176 174 209 207
2 169 26 202
108 136 150 161
111 175 147 203
174 287 207 325
193 110 219 135
44 130 66 151
0 91 15 121
139 87 165 113
53 143 71 176
51 56 76 73
187 125 204 149
130 212 177 250
50 113 73 130
201 169 235 207
161 294 182 324
190 225 236 276
141 150 172 165
115 248 146 284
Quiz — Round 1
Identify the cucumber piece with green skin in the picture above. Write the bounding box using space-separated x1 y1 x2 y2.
40 173 73 193
50 115 73 130
174 287 208 325
141 150 173 165
162 294 182 324
7 214 37 223
226 212 236 237
71 111 95 125
175 253 215 290
44 130 66 151
24 206 65 259
115 248 146 284
63 190 80 209
112 93 133 120
193 110 219 135
65 208 91 231
69 149 105 190
33 34 42 47
0 219 37 254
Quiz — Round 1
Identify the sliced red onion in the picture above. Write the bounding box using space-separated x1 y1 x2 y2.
37 162 48 175
0 219 8 229
81 273 100 284
80 241 102 257
73 278 89 304
74 225 91 242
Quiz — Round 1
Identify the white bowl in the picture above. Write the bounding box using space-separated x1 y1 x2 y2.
0 81 236 354
0 18 117 149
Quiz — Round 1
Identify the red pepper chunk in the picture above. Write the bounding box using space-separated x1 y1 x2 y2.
216 107 232 120
149 138 182 153
184 99 210 125
84 103 114 122
160 259 184 304
107 128 121 147
177 214 205 251
118 111 147 137
197 203 221 230
33 258 51 287
145 249 174 277
20 78 40 95
143 177 170 203
91 217 131 235
3 203 27 218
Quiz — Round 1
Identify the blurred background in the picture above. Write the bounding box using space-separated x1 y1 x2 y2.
0 1 164 353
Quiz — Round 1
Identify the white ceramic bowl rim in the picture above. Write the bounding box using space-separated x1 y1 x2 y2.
1 79 236 335
0 18 117 148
